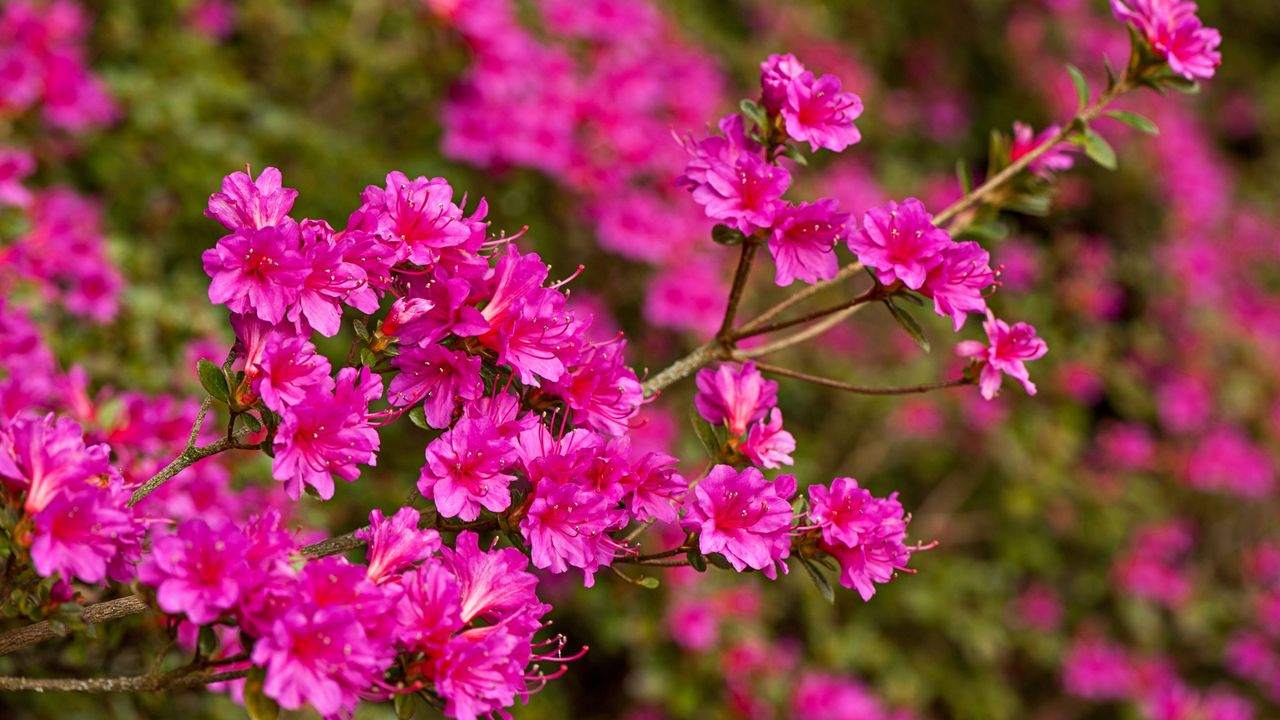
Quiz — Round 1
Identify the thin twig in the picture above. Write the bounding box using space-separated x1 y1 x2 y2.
717 240 760 341
737 304 871 359
0 595 149 657
732 284 881 341
751 361 971 396
0 668 247 693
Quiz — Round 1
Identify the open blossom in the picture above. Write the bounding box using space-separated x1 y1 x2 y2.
741 408 796 469
288 226 373 337
0 412 110 513
205 166 298 232
356 507 442 585
137 519 249 625
781 70 863 153
251 334 333 413
1011 122 1076 178
203 223 310 324
272 368 381 500
920 240 996 331
31 480 136 584
545 339 644 436
695 361 778 436
388 344 484 428
849 198 952 290
366 172 471 266
807 477 878 548
521 479 626 586
1111 0 1222 81
622 450 687 524
677 114 790 234
433 626 531 720
682 465 794 578
419 417 516 521
253 605 393 718
956 312 1049 400
768 199 849 287
440 531 540 625
819 492 916 601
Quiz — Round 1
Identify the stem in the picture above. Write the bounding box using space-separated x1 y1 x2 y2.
717 240 759 340
933 76 1132 229
127 435 256 508
751 361 971 396
732 284 881 341
737 304 871 359
0 595 149 657
0 668 247 693
641 340 726 398
736 262 866 334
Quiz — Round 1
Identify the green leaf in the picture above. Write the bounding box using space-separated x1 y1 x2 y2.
244 667 281 720
955 159 973 194
1161 75 1201 94
955 220 1010 243
352 318 370 341
710 224 746 246
1104 110 1159 135
637 575 661 590
1103 55 1119 91
197 625 219 657
739 98 767 126
238 413 263 434
798 556 836 604
1066 63 1090 110
394 693 417 719
408 406 429 430
706 553 734 570
687 547 707 573
689 410 720 460
783 143 809 166
883 299 930 353
196 359 230 403
1082 128 1117 170
358 347 377 367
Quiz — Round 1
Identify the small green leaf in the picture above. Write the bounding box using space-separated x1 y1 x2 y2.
394 693 417 719
239 413 263 434
798 556 836 604
1066 63 1090 110
196 359 230 403
706 553 734 570
1103 56 1118 90
711 224 746 246
955 159 973 194
352 319 370 341
1161 75 1201 94
689 410 720 460
408 406 429 430
739 98 767 127
783 143 809 166
358 348 377 367
197 625 219 657
1104 110 1159 135
244 667 281 720
637 576 661 590
1082 128 1117 170
883 299 930 353
687 547 707 573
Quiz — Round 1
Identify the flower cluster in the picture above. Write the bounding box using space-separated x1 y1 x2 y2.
137 508 571 719
695 362 795 469
0 0 116 129
1111 0 1222 81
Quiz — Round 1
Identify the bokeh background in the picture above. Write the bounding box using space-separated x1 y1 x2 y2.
5 0 1280 718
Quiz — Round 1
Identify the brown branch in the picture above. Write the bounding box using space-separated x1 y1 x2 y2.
751 361 971 396
717 240 760 340
732 284 882 341
0 668 247 693
0 595 150 657
737 304 871 359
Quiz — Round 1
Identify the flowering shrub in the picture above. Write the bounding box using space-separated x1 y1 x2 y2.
2 1 1268 719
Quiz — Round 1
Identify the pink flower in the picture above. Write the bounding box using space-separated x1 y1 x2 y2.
956 312 1049 400
768 199 849 287
741 409 796 469
387 270 487 347
1111 0 1222 80
849 198 952 290
545 339 644 436
203 224 310 324
30 482 136 584
388 345 484 428
1011 122 1077 177
0 146 34 207
439 531 540 624
668 597 719 651
288 225 373 337
819 493 916 601
782 71 864 153
920 241 996 331
806 477 877 548
253 605 393 718
205 166 298 232
272 368 382 500
521 479 626 587
1063 636 1135 700
1186 427 1274 498
251 334 333 413
0 412 110 514
791 673 896 720
694 362 778 436
681 465 794 578
419 417 516 521
622 451 687 524
432 627 528 720
394 560 463 653
677 114 790 235
367 172 472 266
760 53 807 115
138 519 248 625
356 507 441 585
